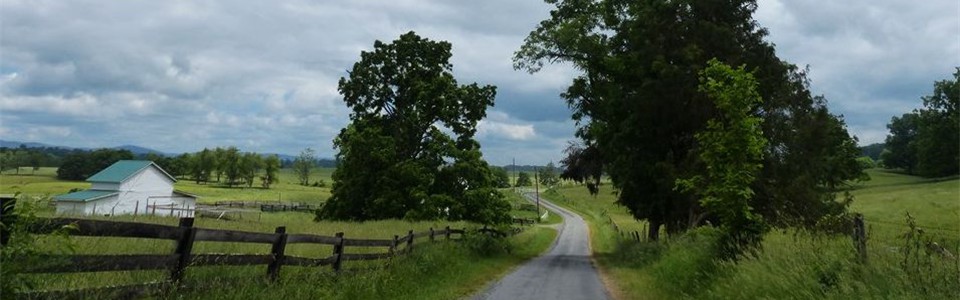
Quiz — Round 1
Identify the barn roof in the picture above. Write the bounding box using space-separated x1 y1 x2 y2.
53 190 119 202
86 160 176 183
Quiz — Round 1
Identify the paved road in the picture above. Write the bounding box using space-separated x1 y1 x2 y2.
472 193 610 300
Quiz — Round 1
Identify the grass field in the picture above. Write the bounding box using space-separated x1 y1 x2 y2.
546 169 960 299
0 167 335 204
2 167 561 298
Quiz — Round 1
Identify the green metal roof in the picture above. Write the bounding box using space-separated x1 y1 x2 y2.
54 190 118 202
86 160 175 183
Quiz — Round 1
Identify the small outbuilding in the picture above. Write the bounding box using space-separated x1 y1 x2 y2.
54 160 197 217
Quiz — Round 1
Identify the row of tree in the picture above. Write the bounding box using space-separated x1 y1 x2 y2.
175 147 282 188
0 146 58 174
54 147 300 189
881 69 959 177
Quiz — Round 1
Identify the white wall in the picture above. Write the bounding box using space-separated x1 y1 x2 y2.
55 195 120 215
120 167 174 193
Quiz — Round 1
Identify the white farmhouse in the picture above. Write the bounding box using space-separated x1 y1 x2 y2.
54 160 197 217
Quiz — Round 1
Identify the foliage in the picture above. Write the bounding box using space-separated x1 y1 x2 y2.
514 172 532 187
537 162 560 188
489 166 511 188
461 231 514 257
559 141 602 194
293 148 316 186
0 195 75 298
882 112 920 172
882 69 960 177
515 0 864 239
859 143 885 161
318 32 509 224
676 60 767 259
261 155 281 188
56 148 134 180
856 156 876 169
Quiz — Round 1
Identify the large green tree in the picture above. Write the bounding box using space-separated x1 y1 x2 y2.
318 32 509 224
882 69 960 177
516 0 863 239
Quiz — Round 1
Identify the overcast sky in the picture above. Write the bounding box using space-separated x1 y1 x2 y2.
1 0 957 165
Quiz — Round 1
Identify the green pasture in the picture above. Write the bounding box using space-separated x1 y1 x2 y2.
0 167 336 204
3 167 561 298
546 168 960 299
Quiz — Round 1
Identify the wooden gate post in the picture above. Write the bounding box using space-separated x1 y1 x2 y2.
853 214 867 263
170 218 197 282
332 232 344 273
267 226 288 281
1 196 17 246
445 226 451 240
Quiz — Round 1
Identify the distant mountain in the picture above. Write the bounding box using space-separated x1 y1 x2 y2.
0 140 65 149
1 140 174 156
860 143 885 161
112 145 173 156
1 140 339 164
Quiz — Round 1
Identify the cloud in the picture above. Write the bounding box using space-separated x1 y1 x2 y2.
755 0 958 144
0 0 953 165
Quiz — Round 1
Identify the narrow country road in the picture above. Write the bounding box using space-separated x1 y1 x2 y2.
472 192 610 300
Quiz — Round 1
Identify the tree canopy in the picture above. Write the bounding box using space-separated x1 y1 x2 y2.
317 32 510 224
882 69 959 177
517 0 864 239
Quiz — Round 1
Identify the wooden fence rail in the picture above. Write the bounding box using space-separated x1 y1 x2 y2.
0 196 507 298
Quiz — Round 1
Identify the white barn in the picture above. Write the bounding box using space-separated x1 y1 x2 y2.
54 160 197 217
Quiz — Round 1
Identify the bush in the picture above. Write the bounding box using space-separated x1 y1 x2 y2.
461 231 513 257
1 195 75 298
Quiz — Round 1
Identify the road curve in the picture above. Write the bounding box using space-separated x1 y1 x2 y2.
471 193 610 300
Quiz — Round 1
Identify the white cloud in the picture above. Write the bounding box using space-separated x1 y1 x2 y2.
478 120 537 141
0 0 953 163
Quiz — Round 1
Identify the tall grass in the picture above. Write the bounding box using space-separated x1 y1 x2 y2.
548 169 960 299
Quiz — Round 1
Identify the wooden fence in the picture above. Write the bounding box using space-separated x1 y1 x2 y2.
1 197 509 298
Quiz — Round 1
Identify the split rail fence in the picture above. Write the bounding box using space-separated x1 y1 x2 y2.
0 197 519 298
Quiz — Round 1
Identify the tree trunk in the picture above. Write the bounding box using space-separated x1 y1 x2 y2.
648 219 662 241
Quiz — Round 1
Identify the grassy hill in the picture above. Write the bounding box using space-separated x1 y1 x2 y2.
545 169 959 299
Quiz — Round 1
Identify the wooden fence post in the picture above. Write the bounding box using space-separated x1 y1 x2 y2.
406 230 414 253
332 232 344 273
391 235 399 255
429 228 435 242
267 226 288 281
445 226 451 240
170 217 196 282
1 196 17 246
853 214 867 263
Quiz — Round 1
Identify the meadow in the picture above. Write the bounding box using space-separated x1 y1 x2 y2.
1 167 561 298
544 169 960 299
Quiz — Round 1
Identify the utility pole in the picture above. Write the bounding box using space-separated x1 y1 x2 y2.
534 167 540 218
512 157 516 191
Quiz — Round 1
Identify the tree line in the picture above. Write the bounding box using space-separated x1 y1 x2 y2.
52 147 298 189
0 145 60 174
881 69 959 177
